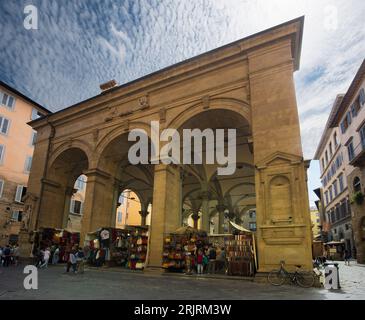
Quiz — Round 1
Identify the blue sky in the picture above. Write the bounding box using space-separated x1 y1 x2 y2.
1 0 364 206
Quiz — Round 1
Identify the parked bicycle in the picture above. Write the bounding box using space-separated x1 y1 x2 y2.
268 260 315 288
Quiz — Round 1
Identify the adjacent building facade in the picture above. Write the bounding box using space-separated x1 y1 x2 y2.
327 59 365 263
0 81 50 246
310 207 321 240
315 59 365 263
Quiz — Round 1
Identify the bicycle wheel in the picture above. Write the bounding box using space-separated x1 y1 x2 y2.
268 269 286 286
296 271 315 288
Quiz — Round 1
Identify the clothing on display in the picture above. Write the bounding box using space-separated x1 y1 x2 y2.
85 226 149 270
162 227 209 272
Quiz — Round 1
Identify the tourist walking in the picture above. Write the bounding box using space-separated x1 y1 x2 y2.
65 250 77 273
36 249 44 268
3 245 11 267
40 247 51 268
13 244 20 266
76 247 85 274
52 246 60 265
344 249 351 266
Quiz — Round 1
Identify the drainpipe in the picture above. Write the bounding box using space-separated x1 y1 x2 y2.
34 118 55 231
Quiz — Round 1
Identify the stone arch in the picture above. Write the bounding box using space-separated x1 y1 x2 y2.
49 139 93 171
38 147 90 230
96 120 153 156
167 97 251 131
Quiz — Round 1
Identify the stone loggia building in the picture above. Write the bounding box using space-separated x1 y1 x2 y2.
20 17 313 272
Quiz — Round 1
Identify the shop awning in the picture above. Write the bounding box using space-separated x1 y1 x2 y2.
229 221 252 233
325 241 343 245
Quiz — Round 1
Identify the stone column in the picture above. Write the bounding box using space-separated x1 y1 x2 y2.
62 187 77 229
248 39 313 272
111 179 124 227
216 204 226 234
147 164 181 268
200 191 211 233
139 210 149 227
37 179 67 229
191 212 200 229
80 168 113 245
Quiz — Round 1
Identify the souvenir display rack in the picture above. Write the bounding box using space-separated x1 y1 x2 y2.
128 226 149 270
109 229 130 267
162 227 208 272
32 227 80 263
85 226 149 270
225 233 255 277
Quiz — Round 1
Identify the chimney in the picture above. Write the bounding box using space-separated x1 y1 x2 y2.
100 79 117 92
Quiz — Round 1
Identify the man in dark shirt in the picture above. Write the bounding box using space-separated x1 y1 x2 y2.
207 246 217 274
3 245 11 267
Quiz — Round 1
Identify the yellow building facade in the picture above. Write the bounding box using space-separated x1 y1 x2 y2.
310 208 321 239
0 81 50 246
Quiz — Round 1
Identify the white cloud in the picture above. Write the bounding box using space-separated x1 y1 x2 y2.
0 0 364 164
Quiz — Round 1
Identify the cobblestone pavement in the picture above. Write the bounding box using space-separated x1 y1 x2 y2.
0 260 364 300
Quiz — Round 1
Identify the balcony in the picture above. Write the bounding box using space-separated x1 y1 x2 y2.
349 140 365 167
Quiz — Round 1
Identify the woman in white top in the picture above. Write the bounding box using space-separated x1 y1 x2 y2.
40 248 51 268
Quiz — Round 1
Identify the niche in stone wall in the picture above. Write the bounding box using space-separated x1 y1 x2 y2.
269 175 292 222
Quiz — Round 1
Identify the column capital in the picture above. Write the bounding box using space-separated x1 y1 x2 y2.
84 168 111 180
139 210 149 217
191 212 200 221
65 187 78 196
216 204 226 213
199 191 211 201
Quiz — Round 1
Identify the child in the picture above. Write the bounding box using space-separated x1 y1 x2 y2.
196 249 204 274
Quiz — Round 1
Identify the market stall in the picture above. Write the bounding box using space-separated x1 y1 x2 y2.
324 241 345 260
208 222 257 277
32 227 80 263
162 226 209 272
85 226 149 270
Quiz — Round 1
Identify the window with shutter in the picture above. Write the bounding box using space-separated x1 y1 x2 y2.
30 131 37 146
0 116 10 135
347 112 352 125
24 156 32 173
7 96 14 108
340 121 346 134
0 144 4 164
11 210 23 222
70 199 75 213
360 88 365 106
15 185 24 203
347 142 355 161
0 179 4 198
2 93 8 105
74 200 81 214
1 93 15 110
351 104 357 117
360 124 365 150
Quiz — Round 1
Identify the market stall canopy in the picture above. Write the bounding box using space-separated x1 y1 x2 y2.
173 226 198 235
229 221 252 233
325 241 344 245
